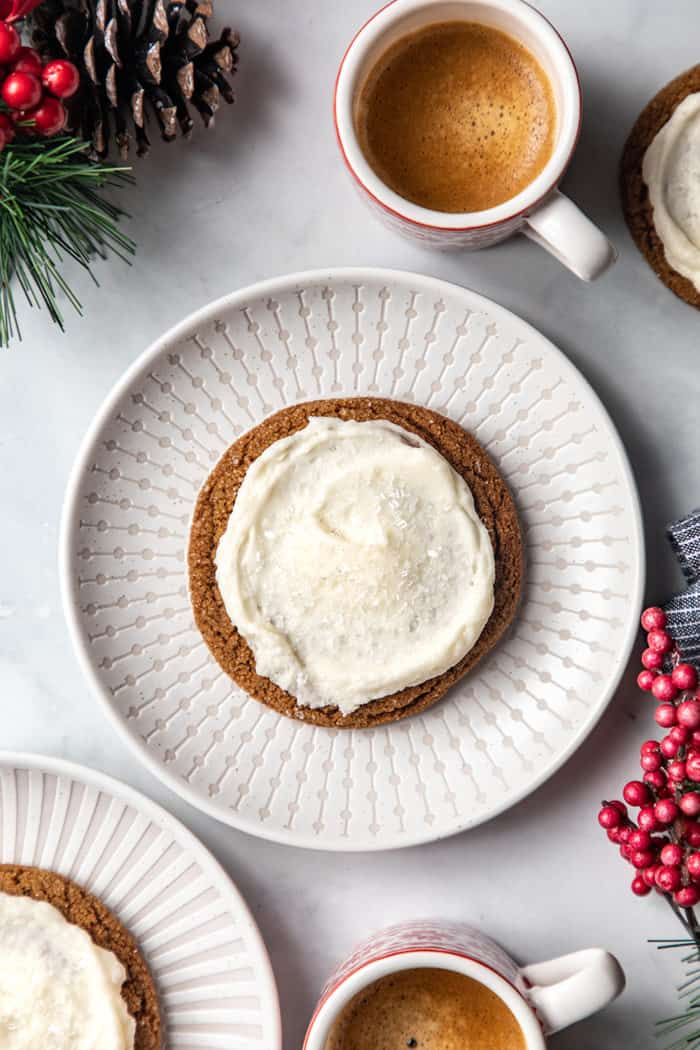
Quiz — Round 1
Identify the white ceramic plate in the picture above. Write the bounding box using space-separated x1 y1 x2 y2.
61 268 644 851
0 752 281 1049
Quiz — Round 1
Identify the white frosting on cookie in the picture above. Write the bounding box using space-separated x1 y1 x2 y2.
0 891 135 1050
215 417 495 715
643 91 700 290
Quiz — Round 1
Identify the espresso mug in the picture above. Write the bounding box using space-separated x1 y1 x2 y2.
303 920 625 1048
334 0 615 281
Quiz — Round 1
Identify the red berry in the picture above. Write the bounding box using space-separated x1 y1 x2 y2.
0 112 15 145
687 852 700 879
642 648 664 671
638 669 656 691
648 629 674 653
624 780 651 807
660 736 679 758
0 22 20 65
654 798 679 825
652 675 679 702
640 751 663 772
620 843 634 862
687 753 700 782
638 805 659 832
607 826 624 843
684 821 700 847
641 739 660 754
668 760 688 782
618 825 632 843
644 770 667 791
691 732 700 748
673 664 698 691
660 842 683 866
23 96 66 136
642 864 661 887
631 874 652 896
677 700 700 729
656 865 683 892
610 800 628 815
642 607 667 631
12 46 43 77
631 848 655 869
671 725 691 745
675 885 700 907
1 72 41 111
628 828 652 850
655 704 677 728
598 804 622 829
41 58 80 100
680 793 700 817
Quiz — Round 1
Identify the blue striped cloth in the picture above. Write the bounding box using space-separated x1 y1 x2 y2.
664 510 700 670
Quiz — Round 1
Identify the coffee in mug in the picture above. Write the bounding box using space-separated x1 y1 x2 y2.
356 21 556 213
335 0 616 280
325 966 526 1050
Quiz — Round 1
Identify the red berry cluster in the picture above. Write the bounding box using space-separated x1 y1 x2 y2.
0 21 79 149
598 607 700 906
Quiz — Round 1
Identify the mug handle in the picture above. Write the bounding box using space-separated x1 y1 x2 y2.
523 190 617 282
519 947 625 1034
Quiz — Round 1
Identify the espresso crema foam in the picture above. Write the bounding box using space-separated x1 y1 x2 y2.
356 21 556 213
325 968 526 1050
0 891 135 1049
215 417 495 715
643 92 700 291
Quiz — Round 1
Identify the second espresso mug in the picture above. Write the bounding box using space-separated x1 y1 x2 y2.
304 920 625 1049
334 0 615 280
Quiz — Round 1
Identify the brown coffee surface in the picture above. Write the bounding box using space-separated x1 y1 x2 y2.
325 968 526 1050
356 21 555 213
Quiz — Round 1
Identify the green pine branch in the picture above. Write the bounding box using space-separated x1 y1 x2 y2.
0 135 135 346
655 906 700 1048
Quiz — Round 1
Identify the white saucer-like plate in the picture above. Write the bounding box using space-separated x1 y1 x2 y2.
61 268 644 851
0 752 281 1048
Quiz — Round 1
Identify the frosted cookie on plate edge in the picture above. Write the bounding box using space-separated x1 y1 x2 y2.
0 864 160 1050
621 65 700 307
188 398 523 729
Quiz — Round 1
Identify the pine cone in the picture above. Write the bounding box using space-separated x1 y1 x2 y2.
31 0 239 158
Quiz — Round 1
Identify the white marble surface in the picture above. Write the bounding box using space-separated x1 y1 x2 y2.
1 0 699 1046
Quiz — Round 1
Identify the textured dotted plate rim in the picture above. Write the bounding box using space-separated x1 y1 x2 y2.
0 749 282 1047
59 267 645 851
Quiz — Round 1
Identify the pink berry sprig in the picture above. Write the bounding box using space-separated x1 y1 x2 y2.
598 606 700 908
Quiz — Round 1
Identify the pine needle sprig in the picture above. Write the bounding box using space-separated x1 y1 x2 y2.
0 135 135 345
654 907 700 1049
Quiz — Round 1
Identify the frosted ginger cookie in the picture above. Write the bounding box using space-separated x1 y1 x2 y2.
188 398 523 729
621 65 700 307
0 864 161 1050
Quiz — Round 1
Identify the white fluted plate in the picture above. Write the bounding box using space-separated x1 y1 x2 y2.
61 268 644 851
0 752 280 1048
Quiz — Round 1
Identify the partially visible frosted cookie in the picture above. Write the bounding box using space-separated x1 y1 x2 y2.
0 865 161 1050
621 65 700 308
